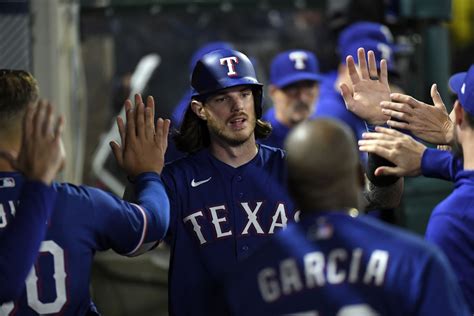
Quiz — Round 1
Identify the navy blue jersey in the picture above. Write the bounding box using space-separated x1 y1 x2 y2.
421 148 463 181
425 169 474 312
161 145 296 315
0 181 57 302
0 172 169 315
225 212 470 316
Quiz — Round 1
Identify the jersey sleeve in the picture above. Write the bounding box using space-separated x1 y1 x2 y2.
0 181 57 302
421 148 462 181
90 172 169 256
413 247 470 315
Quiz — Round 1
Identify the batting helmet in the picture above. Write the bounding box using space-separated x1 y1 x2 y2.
191 49 264 118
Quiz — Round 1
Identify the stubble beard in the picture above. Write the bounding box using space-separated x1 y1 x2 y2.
207 114 256 147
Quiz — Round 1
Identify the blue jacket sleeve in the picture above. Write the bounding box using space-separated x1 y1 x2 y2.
90 172 170 256
0 181 57 302
133 172 170 245
421 148 463 181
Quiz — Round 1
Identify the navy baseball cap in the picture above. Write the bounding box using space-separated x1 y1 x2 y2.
269 50 323 88
449 64 474 115
340 40 395 71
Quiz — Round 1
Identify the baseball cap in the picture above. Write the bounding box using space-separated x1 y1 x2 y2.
269 50 323 88
338 22 396 71
449 64 474 115
338 22 394 52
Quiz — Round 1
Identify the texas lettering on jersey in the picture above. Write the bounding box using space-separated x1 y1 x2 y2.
183 201 298 245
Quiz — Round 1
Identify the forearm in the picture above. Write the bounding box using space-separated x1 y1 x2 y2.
133 172 170 242
421 148 462 181
363 176 404 210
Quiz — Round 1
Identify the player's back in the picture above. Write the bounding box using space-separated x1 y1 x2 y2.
0 171 150 315
225 211 470 316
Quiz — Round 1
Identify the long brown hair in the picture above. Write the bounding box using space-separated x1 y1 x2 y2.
174 95 272 154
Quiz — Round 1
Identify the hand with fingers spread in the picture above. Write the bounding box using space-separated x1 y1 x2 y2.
380 84 453 144
0 100 65 185
110 94 170 177
358 126 427 177
340 47 391 125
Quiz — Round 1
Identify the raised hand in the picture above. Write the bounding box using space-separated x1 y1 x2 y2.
358 126 427 177
0 100 65 185
380 84 453 145
110 94 170 177
340 47 391 125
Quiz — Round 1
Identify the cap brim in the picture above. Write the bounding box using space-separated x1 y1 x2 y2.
272 72 323 88
448 72 466 94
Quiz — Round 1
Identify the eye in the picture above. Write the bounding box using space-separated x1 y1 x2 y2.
242 90 252 98
214 96 228 103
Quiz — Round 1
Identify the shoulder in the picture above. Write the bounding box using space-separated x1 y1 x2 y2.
259 144 286 158
257 145 286 165
162 150 208 176
358 216 441 257
430 187 474 220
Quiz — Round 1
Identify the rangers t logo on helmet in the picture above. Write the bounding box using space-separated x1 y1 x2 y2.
220 56 239 76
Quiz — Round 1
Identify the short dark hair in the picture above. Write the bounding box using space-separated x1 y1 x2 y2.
174 90 272 154
0 69 39 121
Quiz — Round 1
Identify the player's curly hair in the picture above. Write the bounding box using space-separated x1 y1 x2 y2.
0 69 39 123
174 95 272 154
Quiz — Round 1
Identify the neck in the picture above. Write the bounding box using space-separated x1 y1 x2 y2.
296 182 361 212
0 132 20 172
209 136 258 168
462 130 474 170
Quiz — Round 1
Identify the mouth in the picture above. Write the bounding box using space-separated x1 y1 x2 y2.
228 116 248 129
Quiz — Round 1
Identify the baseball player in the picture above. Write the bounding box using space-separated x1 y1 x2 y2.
0 70 170 314
122 48 403 315
224 118 470 316
0 98 64 302
259 49 323 149
359 64 474 312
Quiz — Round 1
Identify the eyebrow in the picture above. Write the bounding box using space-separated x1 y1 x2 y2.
215 87 252 96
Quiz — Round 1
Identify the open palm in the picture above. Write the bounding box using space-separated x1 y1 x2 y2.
341 48 391 125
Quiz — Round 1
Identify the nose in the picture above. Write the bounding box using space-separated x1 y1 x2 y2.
230 94 245 112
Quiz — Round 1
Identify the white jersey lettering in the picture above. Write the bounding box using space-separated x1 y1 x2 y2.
209 205 232 238
183 211 207 244
269 203 288 234
241 202 265 235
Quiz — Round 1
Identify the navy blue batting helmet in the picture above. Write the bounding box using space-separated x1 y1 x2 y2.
191 49 264 118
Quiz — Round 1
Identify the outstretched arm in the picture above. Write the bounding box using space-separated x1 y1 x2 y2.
0 100 65 302
105 94 171 255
